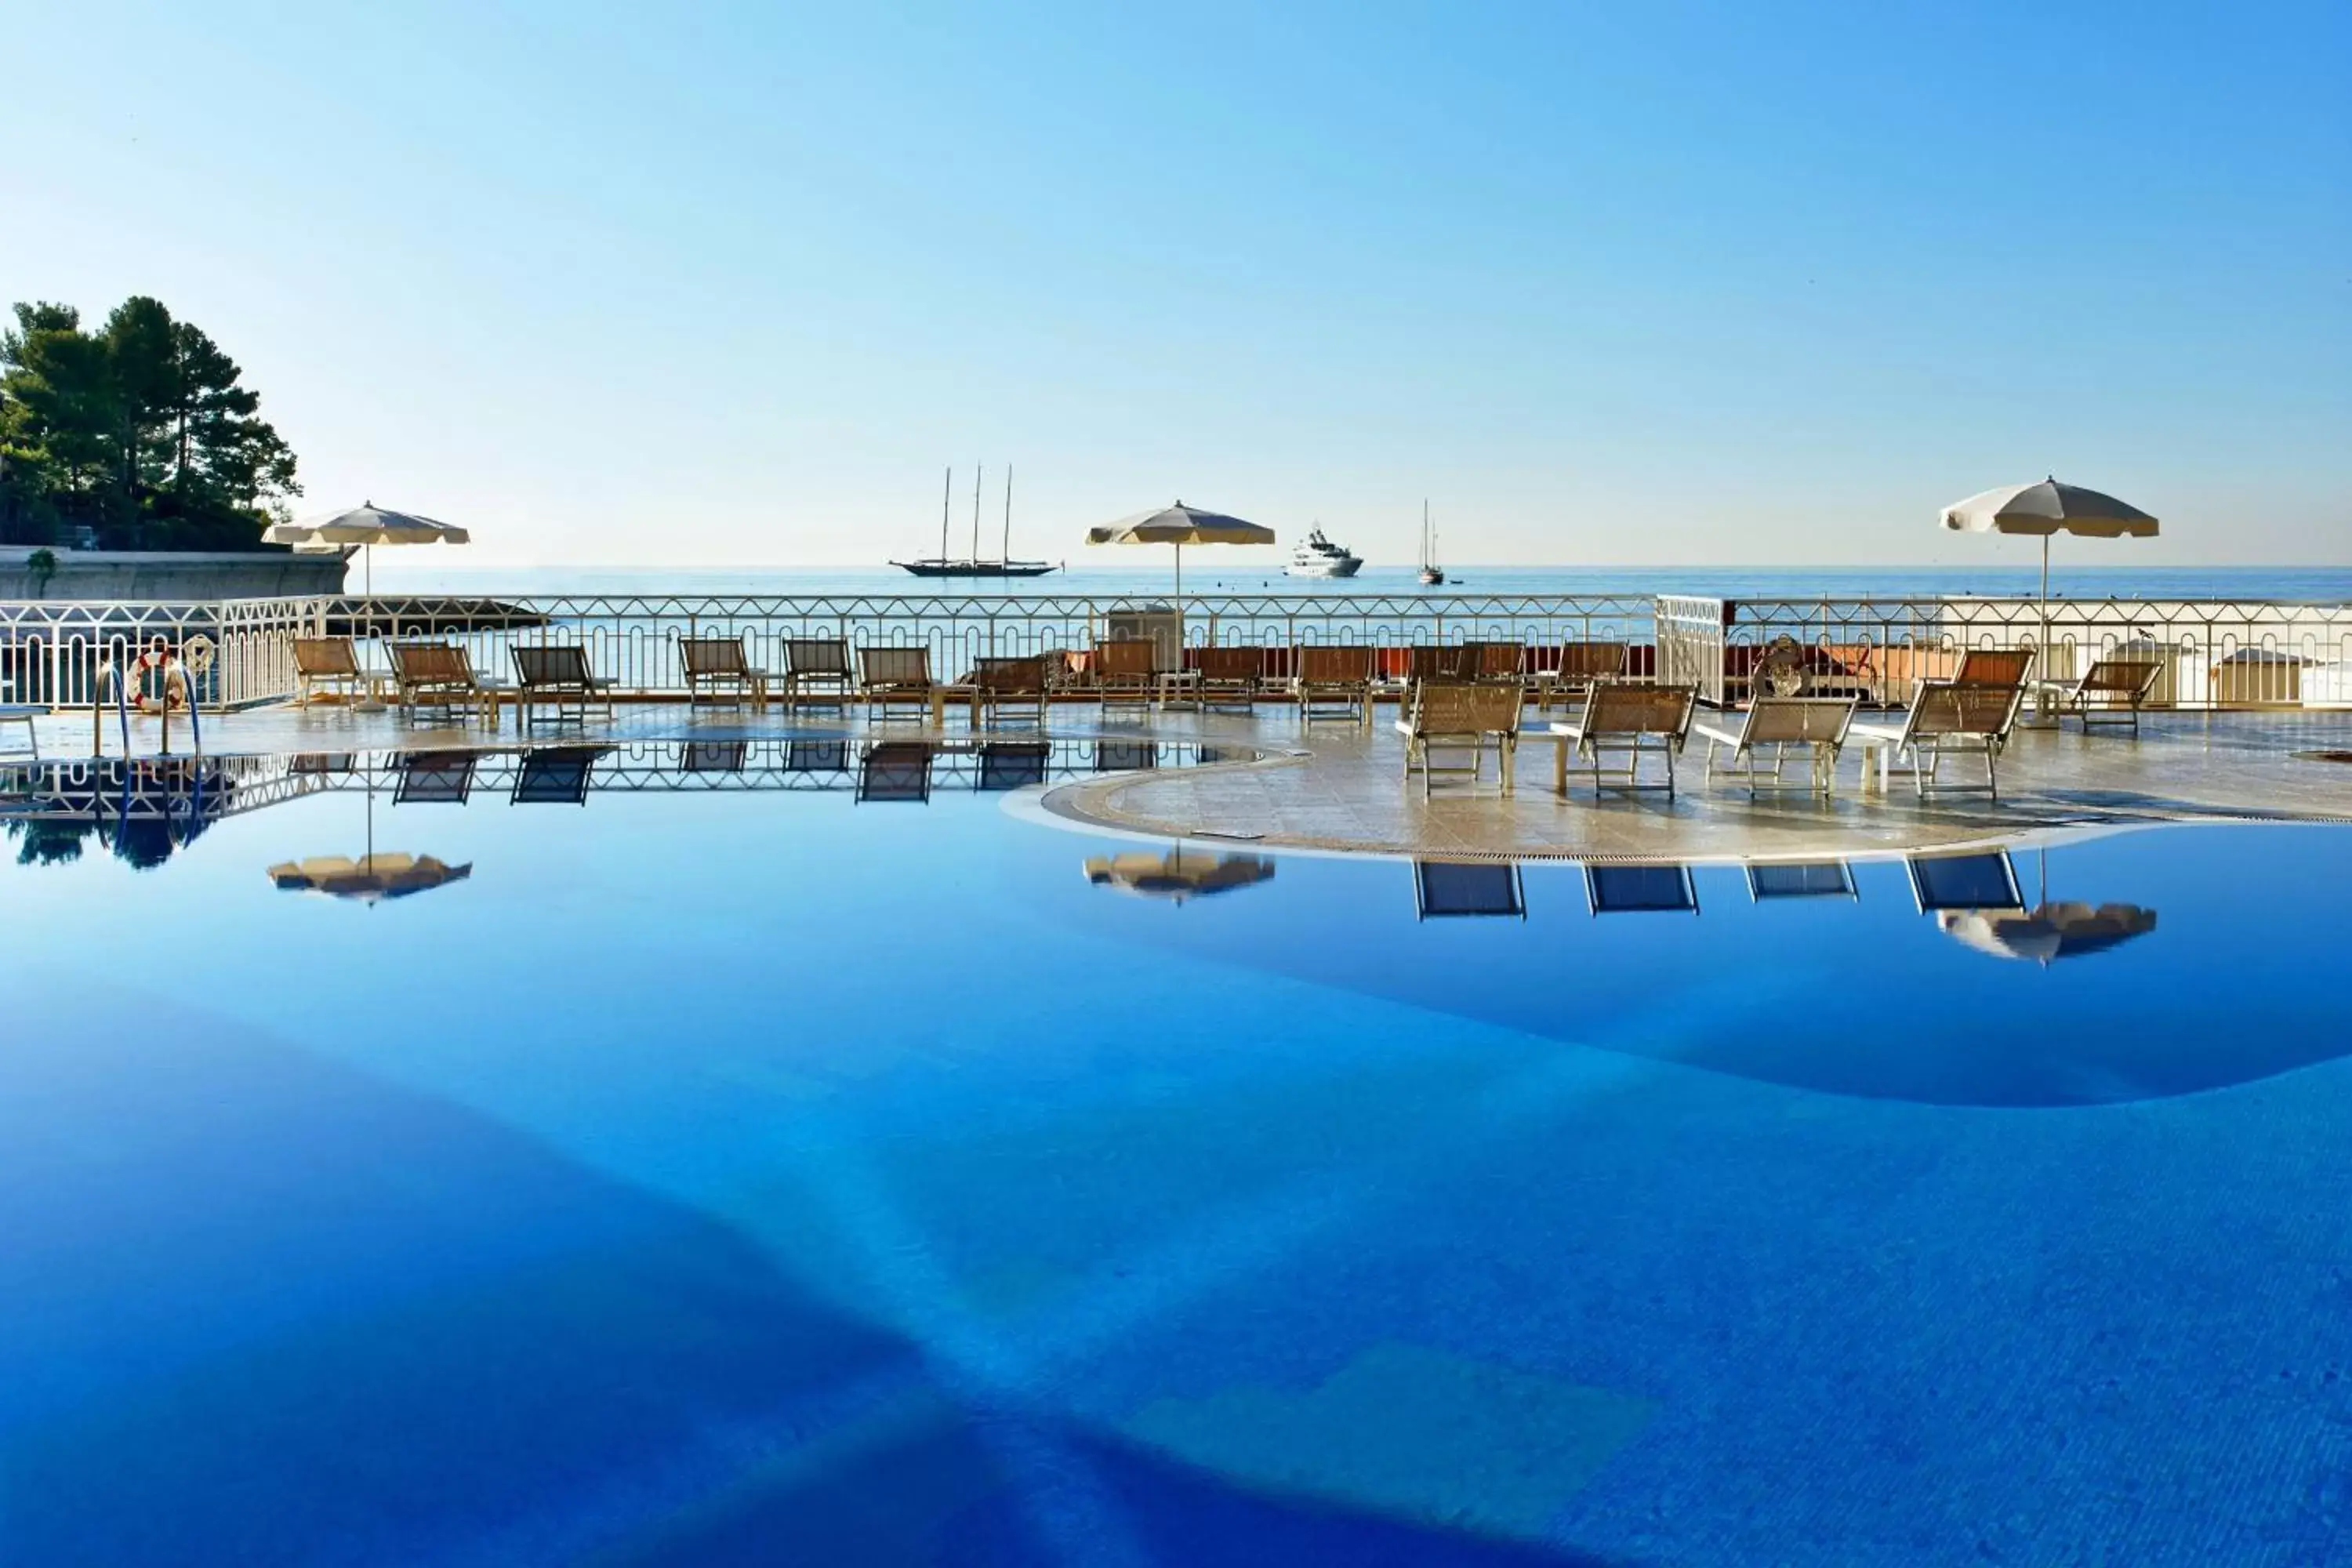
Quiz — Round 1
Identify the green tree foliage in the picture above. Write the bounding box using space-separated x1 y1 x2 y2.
0 296 300 548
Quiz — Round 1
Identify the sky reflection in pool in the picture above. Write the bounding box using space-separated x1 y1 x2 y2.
4 766 2350 1566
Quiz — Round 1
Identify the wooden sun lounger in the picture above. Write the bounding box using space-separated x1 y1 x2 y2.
292 636 371 707
510 644 615 728
969 655 1051 723
1690 695 1858 795
2038 655 2163 734
1194 645 1268 710
1849 678 2025 798
1536 641 1629 711
1092 639 1158 712
1294 644 1376 726
779 637 855 710
388 641 503 724
1396 678 1524 796
679 634 771 710
1547 682 1697 796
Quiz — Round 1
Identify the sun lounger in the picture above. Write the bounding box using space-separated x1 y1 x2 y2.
858 741 933 802
1194 645 1268 710
1092 639 1158 713
1294 644 1376 726
779 637 855 711
679 634 771 710
1536 641 1629 711
1953 647 2035 689
1584 862 1699 915
2038 655 2163 734
511 746 603 804
1396 678 1524 796
970 655 1051 724
1691 695 1857 794
388 641 503 724
1413 860 1527 919
292 637 371 707
0 703 39 760
858 645 935 720
1548 682 1697 796
1849 678 2024 798
510 644 615 728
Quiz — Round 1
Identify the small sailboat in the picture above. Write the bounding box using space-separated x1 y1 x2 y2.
1417 500 1446 586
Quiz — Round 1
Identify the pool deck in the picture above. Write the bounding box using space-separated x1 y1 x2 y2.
13 699 2350 862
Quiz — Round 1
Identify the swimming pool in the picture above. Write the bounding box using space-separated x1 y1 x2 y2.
5 752 2351 1565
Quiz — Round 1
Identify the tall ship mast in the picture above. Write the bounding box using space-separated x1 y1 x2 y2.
1417 499 1446 586
892 465 1062 577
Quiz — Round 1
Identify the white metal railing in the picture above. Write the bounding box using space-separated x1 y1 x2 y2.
314 591 1658 690
0 596 325 709
1664 594 2352 709
6 591 2350 715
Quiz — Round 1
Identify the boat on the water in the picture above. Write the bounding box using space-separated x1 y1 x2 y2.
892 466 1061 578
1287 527 1363 579
1417 500 1445 586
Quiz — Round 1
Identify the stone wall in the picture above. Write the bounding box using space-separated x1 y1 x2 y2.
0 547 347 601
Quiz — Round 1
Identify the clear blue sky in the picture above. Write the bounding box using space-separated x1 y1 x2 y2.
5 1 2346 568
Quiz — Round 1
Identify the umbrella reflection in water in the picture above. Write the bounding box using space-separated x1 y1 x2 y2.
1084 847 1275 905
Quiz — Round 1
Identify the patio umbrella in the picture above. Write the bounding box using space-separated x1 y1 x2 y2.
1939 478 2158 677
1084 848 1276 904
1937 901 2157 965
269 852 473 903
1086 501 1275 600
265 501 470 598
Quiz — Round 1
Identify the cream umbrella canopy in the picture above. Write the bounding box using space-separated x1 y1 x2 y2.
1085 501 1275 600
1940 478 2158 673
264 501 470 597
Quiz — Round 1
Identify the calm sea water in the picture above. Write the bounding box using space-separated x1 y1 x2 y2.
361 562 2352 602
6 753 2352 1564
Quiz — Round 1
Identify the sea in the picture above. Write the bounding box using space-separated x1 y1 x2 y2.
357 563 2352 603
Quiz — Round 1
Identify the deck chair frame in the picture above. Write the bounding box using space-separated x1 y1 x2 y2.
1294 644 1376 727
1691 695 1858 795
1396 679 1524 797
1549 682 1697 797
1851 679 2024 799
679 634 771 710
779 637 855 711
510 644 615 728
857 645 935 720
2041 655 2163 735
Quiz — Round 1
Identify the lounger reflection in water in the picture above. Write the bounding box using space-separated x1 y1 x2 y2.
1584 862 1699 915
1746 862 1857 901
1413 860 1526 920
858 742 933 803
511 747 605 805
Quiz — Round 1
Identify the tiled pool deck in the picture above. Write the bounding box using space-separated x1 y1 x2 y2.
19 699 2349 861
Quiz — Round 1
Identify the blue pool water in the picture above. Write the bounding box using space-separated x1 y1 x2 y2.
5 757 2352 1565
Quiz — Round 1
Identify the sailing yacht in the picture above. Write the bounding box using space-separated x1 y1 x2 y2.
1286 527 1363 579
1417 501 1445 586
892 466 1061 577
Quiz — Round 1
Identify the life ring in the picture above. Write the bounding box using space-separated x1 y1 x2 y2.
129 638 187 715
